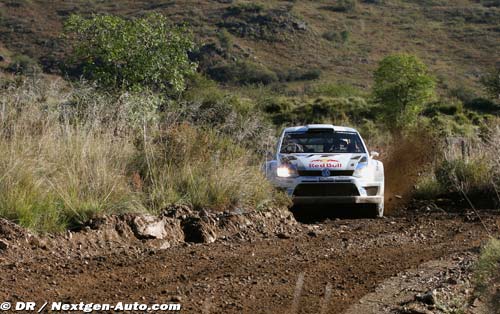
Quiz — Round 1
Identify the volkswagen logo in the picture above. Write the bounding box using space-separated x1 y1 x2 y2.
321 168 331 177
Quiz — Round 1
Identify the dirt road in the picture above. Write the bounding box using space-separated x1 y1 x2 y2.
0 211 498 314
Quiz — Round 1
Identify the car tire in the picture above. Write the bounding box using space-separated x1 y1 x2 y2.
366 203 384 218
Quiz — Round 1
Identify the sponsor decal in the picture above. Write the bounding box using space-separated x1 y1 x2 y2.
309 158 342 168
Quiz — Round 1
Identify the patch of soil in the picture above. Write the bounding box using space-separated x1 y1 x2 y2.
0 211 498 314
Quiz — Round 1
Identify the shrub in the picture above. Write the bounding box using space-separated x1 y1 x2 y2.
276 68 321 82
262 96 373 126
435 158 491 194
465 98 499 114
481 0 500 7
134 124 284 211
322 30 349 44
423 101 462 116
373 54 436 132
322 31 338 42
207 60 278 85
217 28 233 51
414 174 445 199
474 238 500 313
64 13 197 93
226 3 265 15
6 54 41 75
340 30 350 42
321 0 357 12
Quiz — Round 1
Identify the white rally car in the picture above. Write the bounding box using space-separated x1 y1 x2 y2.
265 124 384 217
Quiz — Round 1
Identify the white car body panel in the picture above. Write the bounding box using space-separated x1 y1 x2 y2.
265 124 385 216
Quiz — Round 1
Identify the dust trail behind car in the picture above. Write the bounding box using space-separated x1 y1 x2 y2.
381 130 439 213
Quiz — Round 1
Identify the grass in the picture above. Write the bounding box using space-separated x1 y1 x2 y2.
474 238 500 313
414 121 500 202
0 75 287 233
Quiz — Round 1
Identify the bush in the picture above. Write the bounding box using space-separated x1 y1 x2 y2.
64 13 197 93
423 101 462 116
6 54 41 75
134 124 284 211
435 158 491 194
226 3 265 15
414 175 445 199
373 54 436 132
207 60 278 85
474 238 500 313
465 98 500 114
321 0 357 12
322 30 349 44
262 96 373 125
276 68 321 82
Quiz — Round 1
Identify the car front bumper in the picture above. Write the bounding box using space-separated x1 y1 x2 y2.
292 195 383 205
273 176 384 205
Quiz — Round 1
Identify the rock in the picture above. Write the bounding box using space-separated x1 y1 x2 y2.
157 241 171 250
131 215 168 239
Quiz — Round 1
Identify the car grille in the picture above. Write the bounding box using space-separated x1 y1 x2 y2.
293 183 360 197
297 170 354 177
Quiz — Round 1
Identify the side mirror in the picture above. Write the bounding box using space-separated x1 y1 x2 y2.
370 151 379 158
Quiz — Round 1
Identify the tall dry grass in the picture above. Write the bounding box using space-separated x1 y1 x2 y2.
0 76 283 232
414 121 500 204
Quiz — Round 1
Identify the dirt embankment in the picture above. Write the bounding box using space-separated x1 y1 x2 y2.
0 206 498 314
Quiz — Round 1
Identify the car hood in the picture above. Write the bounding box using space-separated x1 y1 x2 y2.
279 153 366 171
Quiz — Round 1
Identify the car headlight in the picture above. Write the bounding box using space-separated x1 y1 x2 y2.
277 165 297 178
353 162 371 178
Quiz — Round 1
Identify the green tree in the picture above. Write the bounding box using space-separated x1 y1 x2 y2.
481 68 500 102
373 54 436 131
64 13 197 93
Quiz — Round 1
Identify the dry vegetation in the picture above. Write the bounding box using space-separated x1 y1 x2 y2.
0 76 286 232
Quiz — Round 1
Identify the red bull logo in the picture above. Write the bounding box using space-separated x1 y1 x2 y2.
309 158 342 168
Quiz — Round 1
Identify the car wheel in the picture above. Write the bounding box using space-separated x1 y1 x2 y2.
365 203 384 218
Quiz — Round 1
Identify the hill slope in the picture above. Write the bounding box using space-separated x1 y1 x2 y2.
0 0 499 92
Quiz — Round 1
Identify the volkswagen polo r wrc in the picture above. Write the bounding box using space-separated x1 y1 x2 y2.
265 124 384 217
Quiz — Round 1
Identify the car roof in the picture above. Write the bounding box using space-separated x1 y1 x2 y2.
283 124 358 133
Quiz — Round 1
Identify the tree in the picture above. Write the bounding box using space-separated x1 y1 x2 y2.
373 54 436 131
64 13 197 93
481 68 500 102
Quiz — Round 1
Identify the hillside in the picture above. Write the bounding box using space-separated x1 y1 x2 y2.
0 0 499 93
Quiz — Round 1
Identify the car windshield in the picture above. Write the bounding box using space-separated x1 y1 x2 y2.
280 130 365 154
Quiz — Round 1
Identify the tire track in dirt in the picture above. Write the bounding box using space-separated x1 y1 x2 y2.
0 213 496 314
